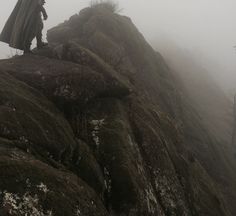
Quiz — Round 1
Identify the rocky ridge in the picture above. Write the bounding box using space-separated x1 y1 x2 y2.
0 5 235 216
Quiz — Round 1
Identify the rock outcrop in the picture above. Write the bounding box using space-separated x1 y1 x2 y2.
0 5 234 216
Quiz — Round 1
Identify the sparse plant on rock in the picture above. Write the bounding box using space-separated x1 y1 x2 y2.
90 0 123 13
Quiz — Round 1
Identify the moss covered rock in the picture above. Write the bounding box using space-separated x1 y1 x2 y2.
0 4 234 216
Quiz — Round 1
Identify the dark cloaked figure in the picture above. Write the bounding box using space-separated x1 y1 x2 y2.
0 0 48 54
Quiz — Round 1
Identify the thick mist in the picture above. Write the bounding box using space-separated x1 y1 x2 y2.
0 0 236 93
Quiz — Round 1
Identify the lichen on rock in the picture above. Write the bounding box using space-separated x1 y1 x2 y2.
0 3 234 216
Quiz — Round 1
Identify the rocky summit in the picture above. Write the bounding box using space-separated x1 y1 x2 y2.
0 5 235 216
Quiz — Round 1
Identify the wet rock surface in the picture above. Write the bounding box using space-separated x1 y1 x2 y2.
0 5 235 216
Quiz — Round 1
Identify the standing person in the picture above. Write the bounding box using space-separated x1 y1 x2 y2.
0 0 48 54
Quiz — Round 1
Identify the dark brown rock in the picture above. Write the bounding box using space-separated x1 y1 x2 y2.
0 4 234 216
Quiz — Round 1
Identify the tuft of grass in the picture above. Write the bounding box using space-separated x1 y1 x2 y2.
90 0 123 13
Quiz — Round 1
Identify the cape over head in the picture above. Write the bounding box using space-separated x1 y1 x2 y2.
0 0 41 50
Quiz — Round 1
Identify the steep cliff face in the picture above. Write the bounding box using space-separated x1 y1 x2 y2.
0 5 234 216
156 45 236 213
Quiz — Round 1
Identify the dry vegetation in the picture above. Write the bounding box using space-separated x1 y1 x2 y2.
90 0 123 13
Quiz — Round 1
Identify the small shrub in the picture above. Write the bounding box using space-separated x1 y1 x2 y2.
90 0 123 13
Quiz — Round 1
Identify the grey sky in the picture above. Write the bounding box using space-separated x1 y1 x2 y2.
0 0 236 91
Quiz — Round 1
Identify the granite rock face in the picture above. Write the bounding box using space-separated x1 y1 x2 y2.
0 5 234 216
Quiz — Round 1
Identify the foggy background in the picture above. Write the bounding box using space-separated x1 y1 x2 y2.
0 0 236 93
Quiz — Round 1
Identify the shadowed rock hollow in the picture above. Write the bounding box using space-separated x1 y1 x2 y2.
0 5 235 216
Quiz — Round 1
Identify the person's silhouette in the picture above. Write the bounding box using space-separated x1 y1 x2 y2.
0 0 48 54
